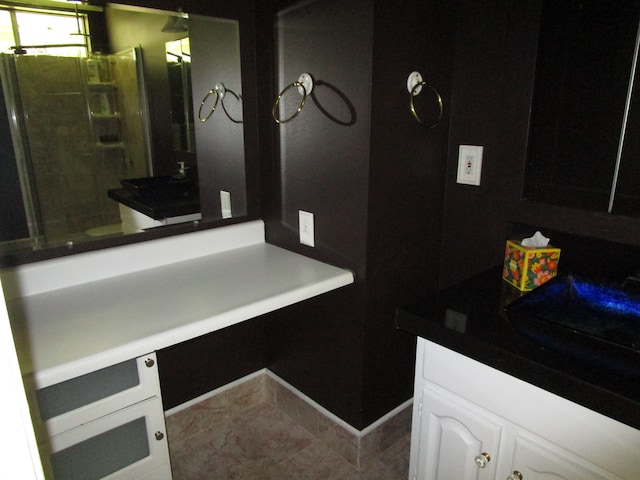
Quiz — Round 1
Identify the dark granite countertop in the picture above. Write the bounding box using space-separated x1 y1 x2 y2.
396 267 640 430
108 188 200 220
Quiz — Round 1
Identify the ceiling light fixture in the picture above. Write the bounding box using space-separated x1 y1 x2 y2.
161 11 188 33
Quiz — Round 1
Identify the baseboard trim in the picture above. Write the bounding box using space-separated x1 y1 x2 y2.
164 369 267 416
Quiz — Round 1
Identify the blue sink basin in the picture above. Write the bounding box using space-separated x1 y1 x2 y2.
505 274 640 377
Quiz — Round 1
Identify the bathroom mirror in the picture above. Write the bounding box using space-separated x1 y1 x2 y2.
165 37 194 153
0 0 256 265
524 0 640 216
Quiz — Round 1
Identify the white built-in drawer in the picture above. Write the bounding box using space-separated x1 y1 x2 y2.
41 396 171 480
30 353 161 438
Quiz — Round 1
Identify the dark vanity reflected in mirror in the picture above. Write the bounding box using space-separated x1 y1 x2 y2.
525 0 640 217
0 0 257 265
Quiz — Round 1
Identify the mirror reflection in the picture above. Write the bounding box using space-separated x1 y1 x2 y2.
0 1 246 257
525 0 640 216
165 37 195 153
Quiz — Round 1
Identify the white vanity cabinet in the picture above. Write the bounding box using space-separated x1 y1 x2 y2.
409 338 640 480
507 430 614 480
412 382 504 480
27 352 171 480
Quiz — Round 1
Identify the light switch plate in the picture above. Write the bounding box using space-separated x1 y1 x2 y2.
457 145 483 186
299 210 314 247
220 191 232 219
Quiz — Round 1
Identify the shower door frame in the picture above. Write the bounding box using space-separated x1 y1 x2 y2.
0 53 44 247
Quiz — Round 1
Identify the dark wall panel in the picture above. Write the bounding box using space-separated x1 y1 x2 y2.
262 0 455 428
440 0 640 288
362 0 455 425
260 0 640 430
263 0 374 429
268 0 373 277
525 1 639 212
190 16 246 218
157 317 266 410
439 0 541 288
265 286 367 427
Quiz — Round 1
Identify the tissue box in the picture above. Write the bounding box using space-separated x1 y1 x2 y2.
502 240 561 291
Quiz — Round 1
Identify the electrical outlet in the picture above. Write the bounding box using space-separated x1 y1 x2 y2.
457 145 483 186
299 210 314 247
220 191 232 219
444 309 468 333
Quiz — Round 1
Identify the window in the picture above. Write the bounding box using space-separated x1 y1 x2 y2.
0 2 89 57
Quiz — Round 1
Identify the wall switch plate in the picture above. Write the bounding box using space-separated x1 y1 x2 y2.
457 145 483 186
220 191 232 219
299 210 315 247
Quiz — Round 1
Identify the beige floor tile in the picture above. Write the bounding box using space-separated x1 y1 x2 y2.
169 401 410 479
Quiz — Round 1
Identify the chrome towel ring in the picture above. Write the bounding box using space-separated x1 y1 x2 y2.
198 83 243 123
272 73 314 124
407 71 443 128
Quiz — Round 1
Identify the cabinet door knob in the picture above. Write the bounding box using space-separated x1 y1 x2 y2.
155 431 164 441
145 358 155 368
507 471 523 480
474 452 491 468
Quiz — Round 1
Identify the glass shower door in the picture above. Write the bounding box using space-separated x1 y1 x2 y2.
0 49 151 252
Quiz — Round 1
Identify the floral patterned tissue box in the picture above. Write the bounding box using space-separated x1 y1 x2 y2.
502 240 561 291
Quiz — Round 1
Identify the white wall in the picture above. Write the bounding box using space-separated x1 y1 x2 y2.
0 282 44 478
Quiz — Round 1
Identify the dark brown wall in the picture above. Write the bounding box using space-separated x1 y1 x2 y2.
158 317 266 409
190 16 246 219
262 0 373 428
259 0 454 428
440 0 640 289
362 0 454 425
159 0 640 429
439 0 542 288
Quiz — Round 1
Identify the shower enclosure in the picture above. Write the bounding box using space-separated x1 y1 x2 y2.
0 48 150 251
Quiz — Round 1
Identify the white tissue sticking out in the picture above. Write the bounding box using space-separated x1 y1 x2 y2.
521 231 550 248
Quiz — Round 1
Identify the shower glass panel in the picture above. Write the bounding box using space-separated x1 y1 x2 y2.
0 50 149 251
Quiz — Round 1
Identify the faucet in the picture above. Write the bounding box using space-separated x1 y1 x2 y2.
622 268 640 294
176 161 190 178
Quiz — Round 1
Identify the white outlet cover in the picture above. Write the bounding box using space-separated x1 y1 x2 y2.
220 191 232 219
299 210 315 247
457 145 483 186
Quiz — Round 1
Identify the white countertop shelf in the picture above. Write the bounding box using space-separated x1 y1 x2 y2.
4 223 354 388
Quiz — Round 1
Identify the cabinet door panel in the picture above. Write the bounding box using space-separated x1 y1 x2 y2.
410 382 504 480
43 396 171 480
511 431 622 480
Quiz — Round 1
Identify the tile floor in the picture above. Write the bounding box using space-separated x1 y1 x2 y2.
169 402 411 479
166 374 411 479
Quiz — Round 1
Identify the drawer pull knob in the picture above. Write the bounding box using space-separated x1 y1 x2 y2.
474 452 491 468
507 471 523 480
155 431 164 441
145 358 155 368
